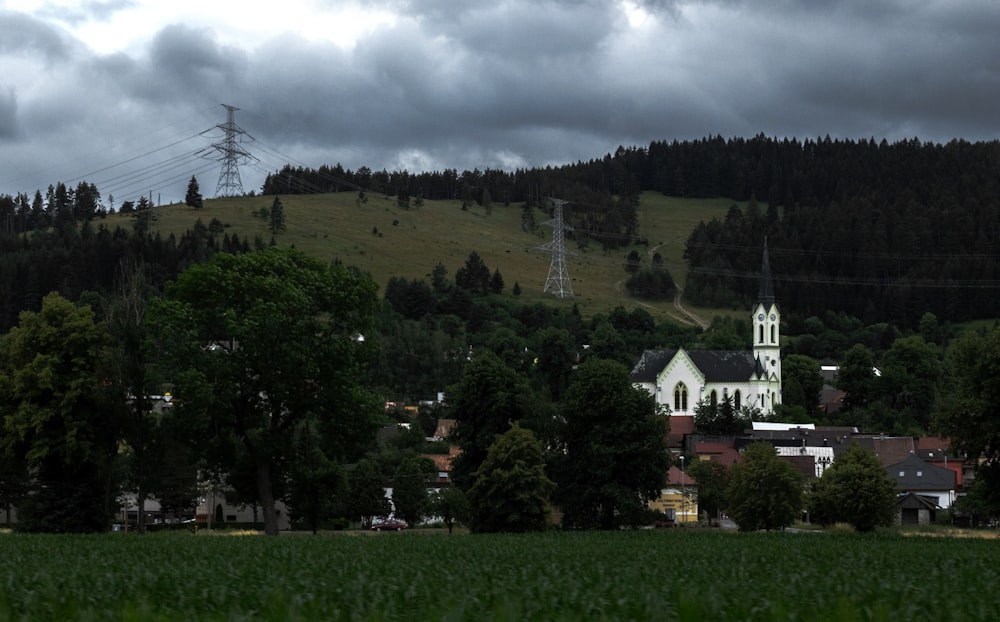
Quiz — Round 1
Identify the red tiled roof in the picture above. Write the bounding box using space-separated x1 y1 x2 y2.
667 465 697 487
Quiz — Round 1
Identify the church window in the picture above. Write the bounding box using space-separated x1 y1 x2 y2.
758 324 764 343
710 390 718 407
734 390 742 410
770 324 776 344
673 383 688 411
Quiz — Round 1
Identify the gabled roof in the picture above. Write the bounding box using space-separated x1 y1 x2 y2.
667 465 697 487
686 350 759 383
630 349 679 383
897 492 941 511
887 454 955 491
631 348 761 384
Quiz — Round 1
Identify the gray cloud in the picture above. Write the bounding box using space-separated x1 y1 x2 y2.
2 1 1000 202
0 11 73 62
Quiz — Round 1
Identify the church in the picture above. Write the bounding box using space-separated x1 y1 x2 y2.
630 245 782 417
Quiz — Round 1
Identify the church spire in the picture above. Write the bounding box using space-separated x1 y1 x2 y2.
758 239 775 306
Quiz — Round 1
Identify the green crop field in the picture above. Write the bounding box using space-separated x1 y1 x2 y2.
106 191 740 321
1 529 996 621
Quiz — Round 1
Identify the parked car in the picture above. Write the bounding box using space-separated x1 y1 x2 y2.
371 518 408 531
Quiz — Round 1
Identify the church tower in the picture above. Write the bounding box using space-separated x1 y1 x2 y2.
752 242 781 412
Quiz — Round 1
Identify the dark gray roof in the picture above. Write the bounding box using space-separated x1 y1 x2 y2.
887 454 954 491
630 349 678 383
687 350 759 383
630 349 761 384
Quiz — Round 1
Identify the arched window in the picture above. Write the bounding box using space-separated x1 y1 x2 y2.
758 324 764 343
770 324 776 344
734 390 742 410
771 392 777 406
673 382 688 412
710 390 718 407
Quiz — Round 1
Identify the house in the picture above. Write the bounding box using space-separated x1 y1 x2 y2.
650 465 698 525
887 453 956 524
631 244 782 418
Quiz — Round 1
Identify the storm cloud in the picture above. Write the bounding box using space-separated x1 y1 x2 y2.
2 0 999 203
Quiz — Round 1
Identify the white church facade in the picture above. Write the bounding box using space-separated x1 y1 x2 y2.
631 245 782 417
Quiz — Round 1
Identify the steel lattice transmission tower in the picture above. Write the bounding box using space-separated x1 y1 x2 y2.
211 104 258 197
538 198 574 298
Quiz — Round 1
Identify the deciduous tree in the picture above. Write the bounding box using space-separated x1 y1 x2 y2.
391 456 434 527
469 424 554 533
149 247 380 535
447 352 538 490
807 443 895 531
726 442 803 531
0 293 123 532
554 358 670 529
936 327 1000 514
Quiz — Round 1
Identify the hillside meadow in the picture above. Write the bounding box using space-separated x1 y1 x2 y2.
0 529 997 621
113 192 741 322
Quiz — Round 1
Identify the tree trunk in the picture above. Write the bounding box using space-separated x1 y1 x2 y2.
255 459 280 536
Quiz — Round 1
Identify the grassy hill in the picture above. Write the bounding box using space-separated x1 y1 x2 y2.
118 191 743 323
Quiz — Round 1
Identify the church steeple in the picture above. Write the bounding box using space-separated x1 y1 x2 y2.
758 239 775 307
752 240 781 414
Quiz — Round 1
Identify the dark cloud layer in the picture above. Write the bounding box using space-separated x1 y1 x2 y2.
2 1 1000 202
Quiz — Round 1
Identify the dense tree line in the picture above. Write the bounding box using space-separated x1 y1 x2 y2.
262 136 1000 324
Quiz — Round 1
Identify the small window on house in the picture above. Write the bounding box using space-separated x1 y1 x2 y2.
917 471 923 477
899 471 905 477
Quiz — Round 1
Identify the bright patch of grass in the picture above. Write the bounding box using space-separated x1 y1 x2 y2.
108 192 737 320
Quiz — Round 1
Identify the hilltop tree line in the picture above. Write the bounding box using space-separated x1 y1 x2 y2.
261 136 1000 325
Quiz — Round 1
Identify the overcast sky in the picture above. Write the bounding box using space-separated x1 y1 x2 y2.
2 0 1000 204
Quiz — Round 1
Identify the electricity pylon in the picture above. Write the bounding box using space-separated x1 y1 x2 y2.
538 198 574 298
211 104 258 197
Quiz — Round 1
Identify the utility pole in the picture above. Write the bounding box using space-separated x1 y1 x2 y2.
538 198 574 298
211 104 257 197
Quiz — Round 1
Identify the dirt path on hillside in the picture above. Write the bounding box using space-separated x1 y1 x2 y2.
645 242 710 330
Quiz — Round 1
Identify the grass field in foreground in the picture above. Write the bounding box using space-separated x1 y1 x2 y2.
0 530 997 621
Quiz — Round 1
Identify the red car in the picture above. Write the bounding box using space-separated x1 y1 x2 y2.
371 518 407 531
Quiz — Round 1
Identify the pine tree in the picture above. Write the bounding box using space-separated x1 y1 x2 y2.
185 176 203 209
269 196 286 234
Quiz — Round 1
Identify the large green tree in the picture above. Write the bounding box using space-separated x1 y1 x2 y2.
391 456 434 527
936 327 1000 513
554 358 670 530
781 354 824 417
149 247 380 535
0 293 123 532
807 443 896 531
726 442 803 532
469 424 555 533
687 458 730 525
447 352 538 490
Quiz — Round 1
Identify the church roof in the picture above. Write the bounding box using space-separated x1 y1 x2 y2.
630 349 679 383
630 349 761 384
688 350 760 382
